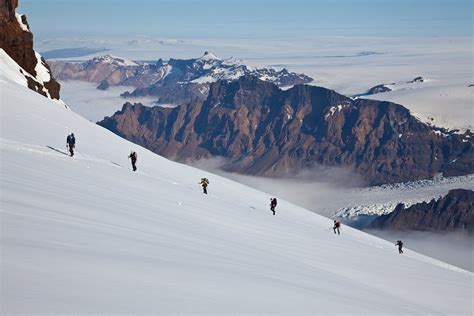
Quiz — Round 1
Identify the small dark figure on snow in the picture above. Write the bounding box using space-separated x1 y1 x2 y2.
66 133 75 157
128 151 137 171
333 220 341 235
198 178 209 194
395 240 403 254
270 198 277 215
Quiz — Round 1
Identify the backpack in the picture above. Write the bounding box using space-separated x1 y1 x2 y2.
272 198 277 206
201 178 209 185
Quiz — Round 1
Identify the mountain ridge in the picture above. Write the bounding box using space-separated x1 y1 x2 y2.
99 76 474 185
49 52 312 105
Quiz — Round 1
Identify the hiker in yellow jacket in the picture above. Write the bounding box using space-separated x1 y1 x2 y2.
198 178 209 194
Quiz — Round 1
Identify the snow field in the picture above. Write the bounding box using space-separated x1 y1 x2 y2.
0 72 472 314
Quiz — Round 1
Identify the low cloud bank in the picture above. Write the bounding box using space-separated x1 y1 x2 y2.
189 157 364 217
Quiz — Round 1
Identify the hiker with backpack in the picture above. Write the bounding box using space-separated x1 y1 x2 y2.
198 178 209 194
333 220 341 235
395 240 404 254
128 151 137 171
66 133 75 157
270 198 277 215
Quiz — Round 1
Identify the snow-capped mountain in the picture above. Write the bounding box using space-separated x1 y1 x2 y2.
1 42 472 315
184 51 312 87
91 54 139 67
49 51 313 104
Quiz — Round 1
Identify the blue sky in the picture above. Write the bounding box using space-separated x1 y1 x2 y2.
20 0 473 39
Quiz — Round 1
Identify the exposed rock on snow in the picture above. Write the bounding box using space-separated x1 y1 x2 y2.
368 189 474 233
409 76 428 83
0 0 60 99
335 174 474 220
366 84 393 95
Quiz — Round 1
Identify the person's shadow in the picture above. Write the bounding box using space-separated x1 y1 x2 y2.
46 146 70 156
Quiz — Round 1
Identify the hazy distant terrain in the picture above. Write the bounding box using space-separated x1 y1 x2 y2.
46 37 472 131
41 47 109 59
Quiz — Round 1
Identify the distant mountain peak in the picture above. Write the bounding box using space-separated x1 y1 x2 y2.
92 55 139 67
199 51 221 61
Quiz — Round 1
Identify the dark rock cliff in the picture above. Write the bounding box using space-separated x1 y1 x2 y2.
0 0 60 99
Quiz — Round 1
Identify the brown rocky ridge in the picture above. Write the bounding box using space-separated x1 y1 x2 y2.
0 0 60 99
98 76 473 185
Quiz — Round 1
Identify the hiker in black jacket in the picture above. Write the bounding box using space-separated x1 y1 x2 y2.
395 240 404 254
270 198 277 215
128 151 137 171
333 220 341 235
66 133 75 157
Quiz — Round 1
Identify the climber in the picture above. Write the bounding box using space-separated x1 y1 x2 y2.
198 178 209 194
333 220 341 235
395 240 403 254
270 198 277 215
66 133 76 157
128 151 138 171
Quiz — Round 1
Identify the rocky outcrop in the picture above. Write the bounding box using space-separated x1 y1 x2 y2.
97 79 111 90
409 76 427 83
366 84 392 95
368 189 474 232
49 52 312 105
0 0 60 99
98 76 473 185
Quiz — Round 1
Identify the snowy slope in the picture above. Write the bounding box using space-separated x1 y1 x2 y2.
0 73 472 314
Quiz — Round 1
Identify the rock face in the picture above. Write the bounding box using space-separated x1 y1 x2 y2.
0 0 60 99
49 52 312 105
368 189 474 232
98 76 473 185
